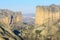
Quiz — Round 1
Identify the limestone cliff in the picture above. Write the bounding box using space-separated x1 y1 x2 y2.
35 4 60 26
0 9 22 25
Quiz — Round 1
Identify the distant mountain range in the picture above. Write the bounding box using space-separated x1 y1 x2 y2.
23 13 35 24
23 13 35 17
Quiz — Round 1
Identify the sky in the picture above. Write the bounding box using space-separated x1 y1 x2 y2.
0 0 60 14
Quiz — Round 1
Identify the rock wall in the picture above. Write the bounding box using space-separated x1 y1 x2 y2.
35 4 60 26
0 9 22 25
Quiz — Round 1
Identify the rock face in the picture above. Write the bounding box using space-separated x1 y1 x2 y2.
35 4 60 26
0 9 23 40
0 22 21 40
0 9 22 25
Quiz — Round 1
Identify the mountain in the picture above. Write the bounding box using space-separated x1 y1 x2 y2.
23 13 35 17
23 13 35 24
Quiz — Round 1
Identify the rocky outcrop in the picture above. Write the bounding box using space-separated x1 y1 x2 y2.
0 9 23 40
35 4 60 25
0 22 21 40
0 9 22 25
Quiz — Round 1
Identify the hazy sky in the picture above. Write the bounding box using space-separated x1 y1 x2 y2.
0 0 60 14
